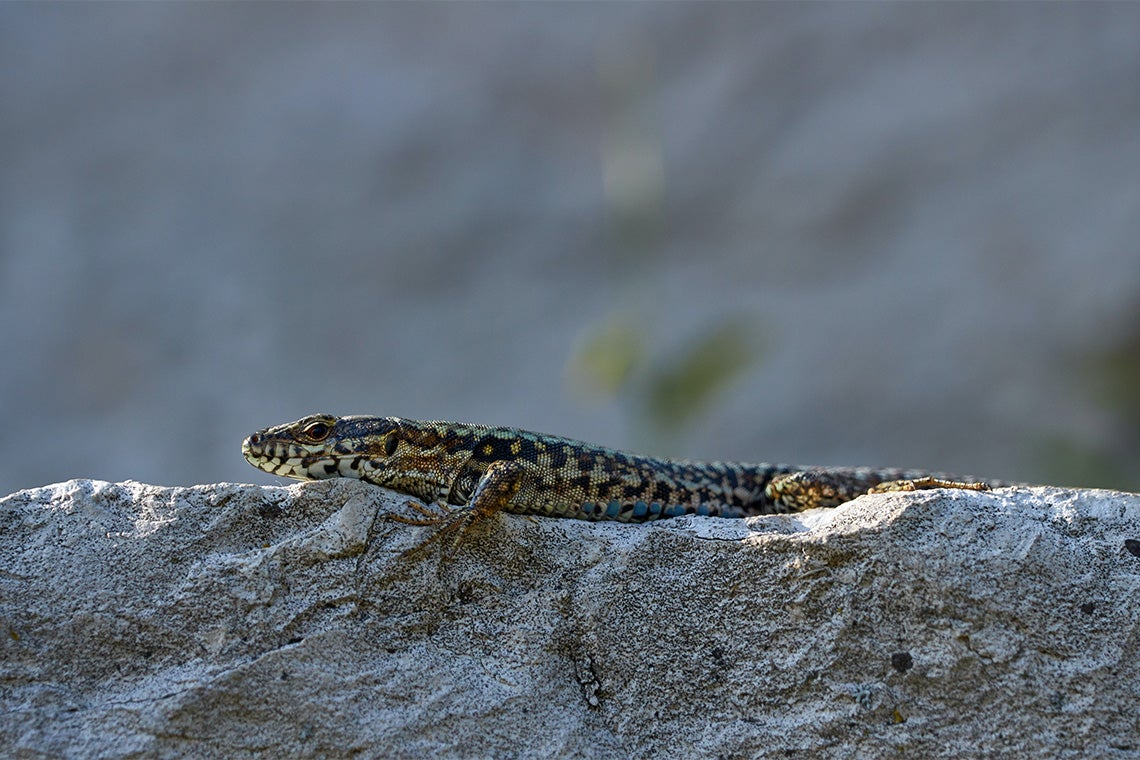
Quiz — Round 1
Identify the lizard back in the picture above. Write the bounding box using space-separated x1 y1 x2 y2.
242 414 996 521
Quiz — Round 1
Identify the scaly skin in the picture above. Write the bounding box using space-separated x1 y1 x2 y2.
242 414 995 532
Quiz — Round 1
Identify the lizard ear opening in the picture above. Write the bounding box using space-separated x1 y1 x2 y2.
384 434 399 457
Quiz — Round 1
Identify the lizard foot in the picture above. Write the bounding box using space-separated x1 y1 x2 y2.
766 470 992 512
387 499 455 526
391 505 484 561
866 477 991 494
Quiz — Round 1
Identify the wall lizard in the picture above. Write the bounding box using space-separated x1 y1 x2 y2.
243 414 995 546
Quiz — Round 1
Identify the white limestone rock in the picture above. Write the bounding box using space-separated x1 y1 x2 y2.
2 479 1138 757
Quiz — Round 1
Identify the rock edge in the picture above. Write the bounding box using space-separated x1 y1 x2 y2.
2 480 1138 758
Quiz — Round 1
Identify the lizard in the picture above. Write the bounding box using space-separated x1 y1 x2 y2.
242 413 996 549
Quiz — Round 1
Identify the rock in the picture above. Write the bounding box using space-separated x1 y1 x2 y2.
2 479 1138 757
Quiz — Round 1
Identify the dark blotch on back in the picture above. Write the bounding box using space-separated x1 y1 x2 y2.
569 473 596 493
652 481 674 504
548 444 569 469
622 483 647 499
472 434 525 463
424 424 473 454
719 465 740 489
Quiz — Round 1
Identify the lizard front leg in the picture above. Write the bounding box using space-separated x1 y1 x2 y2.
394 459 531 558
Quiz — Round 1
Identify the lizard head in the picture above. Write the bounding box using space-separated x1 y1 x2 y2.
242 414 400 481
242 414 461 503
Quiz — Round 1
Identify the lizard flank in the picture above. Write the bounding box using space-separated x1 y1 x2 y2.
243 414 994 542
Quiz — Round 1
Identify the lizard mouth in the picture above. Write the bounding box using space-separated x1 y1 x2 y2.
242 434 350 481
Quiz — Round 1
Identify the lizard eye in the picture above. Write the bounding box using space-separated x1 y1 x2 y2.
301 421 331 442
384 434 398 456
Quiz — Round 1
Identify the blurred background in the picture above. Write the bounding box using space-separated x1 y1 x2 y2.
2 3 1138 496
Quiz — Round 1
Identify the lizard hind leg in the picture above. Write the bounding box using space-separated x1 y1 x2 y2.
764 469 855 512
865 476 991 494
764 469 991 513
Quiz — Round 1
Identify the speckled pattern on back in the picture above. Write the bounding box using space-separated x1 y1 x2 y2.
243 414 997 522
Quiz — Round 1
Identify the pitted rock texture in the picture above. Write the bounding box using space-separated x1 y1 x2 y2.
2 479 1138 758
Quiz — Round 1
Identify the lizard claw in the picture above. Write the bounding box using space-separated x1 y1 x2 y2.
396 507 480 561
387 499 455 526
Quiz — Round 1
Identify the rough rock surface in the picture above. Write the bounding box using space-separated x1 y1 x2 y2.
2 479 1138 758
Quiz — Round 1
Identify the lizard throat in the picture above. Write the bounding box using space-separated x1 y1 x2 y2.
242 437 367 481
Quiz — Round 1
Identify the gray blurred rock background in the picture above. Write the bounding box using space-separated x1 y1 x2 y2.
2 3 1139 496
